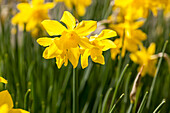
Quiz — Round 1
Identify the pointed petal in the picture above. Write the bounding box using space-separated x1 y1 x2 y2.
60 11 76 30
81 49 90 69
95 29 117 40
75 20 97 36
68 47 80 68
101 39 117 51
37 38 54 47
56 57 64 69
92 55 105 65
41 20 67 36
0 90 13 110
147 43 156 55
0 77 7 84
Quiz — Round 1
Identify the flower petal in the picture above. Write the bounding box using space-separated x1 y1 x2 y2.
79 37 93 49
75 20 97 36
68 47 80 68
41 20 67 36
60 11 76 30
101 39 117 51
81 49 90 69
0 77 7 84
37 38 54 47
0 90 13 110
9 109 29 113
95 29 117 40
147 43 156 55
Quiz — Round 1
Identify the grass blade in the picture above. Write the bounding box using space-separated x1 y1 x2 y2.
109 93 124 113
101 88 112 113
153 99 166 113
137 91 148 113
147 40 168 108
109 64 129 111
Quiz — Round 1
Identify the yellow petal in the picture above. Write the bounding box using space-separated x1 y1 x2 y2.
75 20 97 36
79 37 93 49
60 11 76 30
44 3 55 9
56 57 64 69
41 20 67 36
0 104 9 113
95 29 117 41
101 39 117 51
110 48 120 60
129 53 138 63
17 3 31 11
76 4 86 16
37 38 54 47
9 109 29 113
147 43 156 55
91 55 105 65
0 77 7 84
81 49 90 69
68 47 80 68
0 90 13 110
60 31 80 49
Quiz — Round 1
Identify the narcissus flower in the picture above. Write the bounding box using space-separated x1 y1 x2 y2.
0 77 7 84
55 0 92 16
110 20 147 58
0 90 29 113
11 0 54 33
80 29 117 69
37 11 97 68
130 43 157 76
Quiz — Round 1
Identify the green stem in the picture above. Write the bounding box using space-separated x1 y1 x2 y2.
153 99 166 113
24 89 31 110
137 92 148 113
147 40 168 109
73 68 78 113
109 64 129 111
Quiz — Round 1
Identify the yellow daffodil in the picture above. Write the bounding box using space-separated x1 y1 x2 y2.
55 0 92 16
0 90 29 113
37 11 97 68
0 77 8 84
11 0 54 33
80 29 117 69
110 20 147 59
130 43 157 76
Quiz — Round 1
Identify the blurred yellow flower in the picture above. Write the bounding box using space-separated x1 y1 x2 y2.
0 90 29 113
0 77 7 84
80 29 117 69
11 0 54 32
130 43 157 76
55 0 92 16
110 20 147 58
37 11 97 68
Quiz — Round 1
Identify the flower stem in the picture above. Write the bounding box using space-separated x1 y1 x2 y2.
73 68 78 113
147 40 168 109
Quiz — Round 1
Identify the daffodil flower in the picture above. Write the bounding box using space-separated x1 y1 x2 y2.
0 90 29 113
130 43 157 76
110 20 147 58
37 11 96 68
11 0 54 33
55 0 92 16
80 29 117 69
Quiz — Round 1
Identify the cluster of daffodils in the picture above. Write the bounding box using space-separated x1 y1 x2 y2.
0 77 29 113
37 11 117 69
11 0 54 37
55 0 92 16
107 0 168 76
